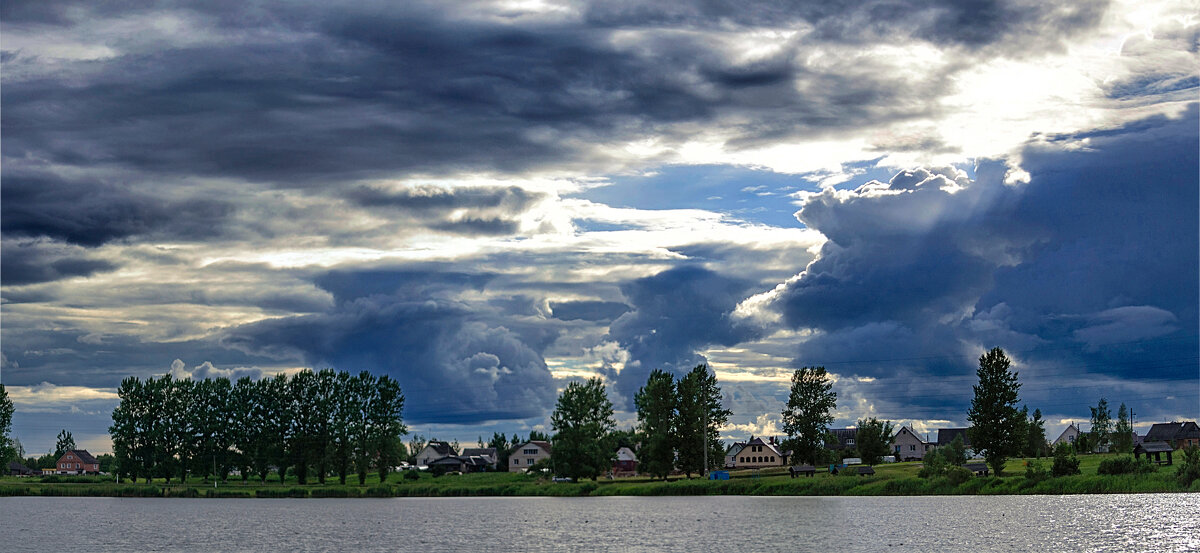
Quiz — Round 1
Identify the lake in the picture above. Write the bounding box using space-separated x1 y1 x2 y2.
2 494 1197 552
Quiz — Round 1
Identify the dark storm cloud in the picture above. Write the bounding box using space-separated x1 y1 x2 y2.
1 240 117 285
549 301 630 323
0 0 977 184
607 265 763 404
348 185 544 236
222 266 558 424
760 106 1198 421
584 0 1109 51
0 171 232 246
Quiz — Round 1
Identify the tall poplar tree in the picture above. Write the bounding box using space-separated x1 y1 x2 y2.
0 384 15 465
781 366 837 465
550 377 615 480
1112 403 1134 454
635 369 677 480
675 364 730 477
1089 397 1112 453
967 347 1022 475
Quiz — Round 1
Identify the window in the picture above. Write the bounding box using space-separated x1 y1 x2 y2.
512 459 518 465
847 439 855 445
770 457 775 462
910 445 916 451
527 459 534 465
524 449 538 455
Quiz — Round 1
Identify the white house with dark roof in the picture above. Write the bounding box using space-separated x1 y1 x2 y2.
508 440 552 472
416 441 457 467
1053 423 1081 447
730 437 787 468
891 426 931 461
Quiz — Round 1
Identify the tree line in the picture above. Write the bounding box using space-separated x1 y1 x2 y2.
546 365 731 481
109 369 406 485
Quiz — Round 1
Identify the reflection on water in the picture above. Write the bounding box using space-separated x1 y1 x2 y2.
2 494 1197 552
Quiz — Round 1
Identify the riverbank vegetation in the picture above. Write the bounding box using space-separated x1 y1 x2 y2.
4 451 1197 498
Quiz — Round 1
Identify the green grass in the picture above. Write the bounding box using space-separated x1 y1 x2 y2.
1 454 1193 498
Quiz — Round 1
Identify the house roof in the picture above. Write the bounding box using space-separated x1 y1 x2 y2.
743 437 783 457
8 461 34 474
936 428 971 447
461 447 496 458
1145 421 1200 442
1136 442 1175 454
424 441 457 457
893 426 926 443
725 442 747 455
518 440 552 454
828 428 857 448
1054 423 1079 443
60 449 99 464
615 447 638 462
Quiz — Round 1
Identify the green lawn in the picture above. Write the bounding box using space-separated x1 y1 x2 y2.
3 453 1196 498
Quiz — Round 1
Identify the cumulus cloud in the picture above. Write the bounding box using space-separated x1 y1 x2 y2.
221 267 559 424
167 359 265 381
741 106 1198 423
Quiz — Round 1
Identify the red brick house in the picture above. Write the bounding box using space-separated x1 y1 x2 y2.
56 449 100 474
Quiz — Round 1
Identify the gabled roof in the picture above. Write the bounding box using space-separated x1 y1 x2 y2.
8 461 34 474
936 428 971 447
1145 421 1200 442
725 442 747 455
744 437 783 457
1054 423 1079 443
61 449 99 464
615 447 638 462
892 426 926 443
1135 442 1174 453
424 441 457 457
515 440 552 454
461 447 496 458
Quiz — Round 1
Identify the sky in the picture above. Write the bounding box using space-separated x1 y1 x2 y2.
2 0 1197 455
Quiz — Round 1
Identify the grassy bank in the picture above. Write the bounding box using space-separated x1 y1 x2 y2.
3 454 1197 498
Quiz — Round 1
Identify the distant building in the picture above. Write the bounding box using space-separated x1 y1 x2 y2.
828 428 858 450
7 461 35 476
56 449 100 474
509 440 552 472
730 437 788 468
415 441 457 467
936 428 971 448
1053 423 1081 446
461 447 498 469
891 426 931 461
724 441 747 468
613 447 638 475
1144 421 1200 450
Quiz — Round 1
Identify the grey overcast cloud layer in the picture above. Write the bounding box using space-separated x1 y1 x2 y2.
1 0 1196 453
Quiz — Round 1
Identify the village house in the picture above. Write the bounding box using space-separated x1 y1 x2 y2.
724 441 747 468
7 461 35 476
891 426 932 461
730 437 788 468
460 447 498 470
1144 421 1200 450
613 447 638 475
428 454 493 473
56 449 100 474
415 441 457 467
1053 423 1081 446
828 428 858 451
508 440 552 472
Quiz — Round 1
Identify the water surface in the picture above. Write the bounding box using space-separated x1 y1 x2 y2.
2 494 1196 552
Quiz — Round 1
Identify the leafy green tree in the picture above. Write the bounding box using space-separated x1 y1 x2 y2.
54 429 76 457
635 369 678 480
1089 397 1112 453
1177 446 1200 488
487 433 512 470
550 377 616 480
369 375 407 482
918 447 948 478
675 365 730 477
350 371 376 485
230 377 258 482
1112 403 1134 454
967 347 1022 476
855 417 895 466
288 370 320 484
0 384 15 465
527 430 551 442
1025 408 1047 458
1074 431 1094 456
781 366 837 465
1051 441 1080 477
945 434 968 467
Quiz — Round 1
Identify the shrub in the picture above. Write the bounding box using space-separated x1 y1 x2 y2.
918 449 948 479
364 485 394 497
403 469 420 481
40 475 60 484
1024 460 1049 482
1097 456 1156 475
1177 446 1200 488
944 466 973 486
1051 442 1080 477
